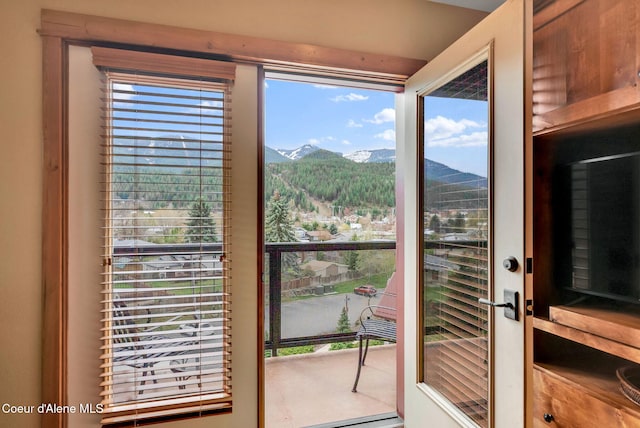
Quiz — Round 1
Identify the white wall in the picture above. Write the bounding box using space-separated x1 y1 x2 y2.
67 45 104 428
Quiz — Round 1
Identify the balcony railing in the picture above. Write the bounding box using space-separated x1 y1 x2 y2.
264 240 396 356
112 238 487 359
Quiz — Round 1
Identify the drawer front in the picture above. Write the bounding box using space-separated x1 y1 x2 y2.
533 368 636 427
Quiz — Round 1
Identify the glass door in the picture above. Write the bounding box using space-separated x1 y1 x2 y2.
420 56 491 427
399 0 531 426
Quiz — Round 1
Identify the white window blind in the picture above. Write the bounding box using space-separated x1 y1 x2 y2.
422 59 490 427
98 60 233 424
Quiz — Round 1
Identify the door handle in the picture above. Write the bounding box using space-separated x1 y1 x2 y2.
478 298 513 309
478 289 519 321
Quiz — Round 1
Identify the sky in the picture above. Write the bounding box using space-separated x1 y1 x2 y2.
265 78 489 177
265 79 396 154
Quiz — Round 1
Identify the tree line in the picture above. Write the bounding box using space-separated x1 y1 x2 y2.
266 151 395 211
111 167 223 210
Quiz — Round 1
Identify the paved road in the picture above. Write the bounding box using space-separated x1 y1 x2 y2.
265 292 382 339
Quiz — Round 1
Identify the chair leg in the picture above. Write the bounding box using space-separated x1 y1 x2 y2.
139 363 157 394
362 338 370 366
140 365 148 394
352 336 364 393
140 370 146 394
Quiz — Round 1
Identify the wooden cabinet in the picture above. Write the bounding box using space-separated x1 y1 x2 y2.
533 361 640 427
532 0 640 133
531 0 640 426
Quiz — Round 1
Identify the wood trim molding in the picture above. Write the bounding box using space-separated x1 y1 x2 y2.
40 9 426 82
41 34 67 428
91 47 236 81
256 65 266 428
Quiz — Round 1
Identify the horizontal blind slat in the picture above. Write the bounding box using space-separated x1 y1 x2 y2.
101 69 232 417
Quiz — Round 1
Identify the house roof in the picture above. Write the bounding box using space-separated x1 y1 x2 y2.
425 254 459 272
302 260 339 272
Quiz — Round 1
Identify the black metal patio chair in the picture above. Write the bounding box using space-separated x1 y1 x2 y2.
351 273 398 393
111 300 197 393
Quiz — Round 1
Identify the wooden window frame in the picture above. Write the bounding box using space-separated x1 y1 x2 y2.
39 9 425 427
98 61 234 422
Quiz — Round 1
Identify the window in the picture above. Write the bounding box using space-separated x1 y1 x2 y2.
40 11 422 427
420 58 490 426
97 52 233 423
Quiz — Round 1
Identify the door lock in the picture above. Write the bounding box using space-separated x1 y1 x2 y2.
503 256 519 272
478 289 519 321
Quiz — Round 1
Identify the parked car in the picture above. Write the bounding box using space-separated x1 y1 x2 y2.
354 285 377 297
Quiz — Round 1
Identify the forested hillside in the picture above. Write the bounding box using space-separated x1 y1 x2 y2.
265 147 488 214
112 167 223 210
109 138 487 215
265 149 395 212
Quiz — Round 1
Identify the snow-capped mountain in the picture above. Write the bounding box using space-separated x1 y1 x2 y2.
273 145 396 163
114 134 198 166
266 144 486 187
343 149 396 163
265 147 291 163
276 144 321 160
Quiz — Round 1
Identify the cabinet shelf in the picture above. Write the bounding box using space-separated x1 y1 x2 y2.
534 315 640 366
533 100 640 138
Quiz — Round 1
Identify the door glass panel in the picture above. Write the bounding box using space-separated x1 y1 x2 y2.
420 58 490 427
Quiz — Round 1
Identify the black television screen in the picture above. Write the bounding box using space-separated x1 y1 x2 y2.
566 151 640 304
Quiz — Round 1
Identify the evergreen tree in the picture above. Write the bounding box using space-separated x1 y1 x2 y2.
329 223 338 235
185 198 217 243
265 191 296 243
451 212 466 233
429 214 442 233
265 191 300 279
336 306 351 333
343 234 360 271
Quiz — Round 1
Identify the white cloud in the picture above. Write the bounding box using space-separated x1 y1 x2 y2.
375 129 396 142
428 131 488 148
307 136 335 145
347 119 363 128
314 84 338 89
424 115 487 147
184 99 223 115
330 93 369 102
342 139 351 145
112 83 135 100
200 100 223 109
365 108 395 124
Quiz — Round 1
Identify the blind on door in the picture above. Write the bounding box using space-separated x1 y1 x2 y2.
98 61 233 423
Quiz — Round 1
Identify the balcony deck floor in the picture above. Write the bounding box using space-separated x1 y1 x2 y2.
265 344 396 428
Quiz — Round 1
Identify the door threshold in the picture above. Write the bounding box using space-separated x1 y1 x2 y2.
304 412 403 428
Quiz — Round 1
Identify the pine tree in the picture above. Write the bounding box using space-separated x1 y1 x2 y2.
265 191 298 277
185 198 217 243
265 191 296 243
343 234 360 271
336 306 351 333
429 214 442 233
329 223 338 235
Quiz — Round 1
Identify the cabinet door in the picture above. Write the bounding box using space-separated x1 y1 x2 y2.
532 0 640 132
399 0 531 426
